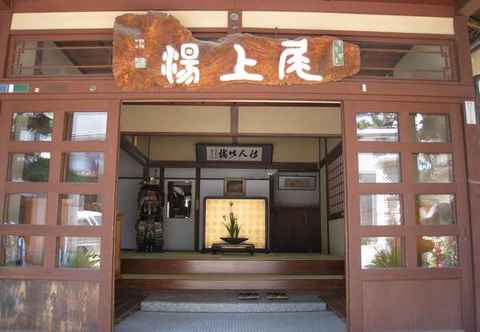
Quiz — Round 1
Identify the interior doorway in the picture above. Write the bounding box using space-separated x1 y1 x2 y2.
113 102 348 327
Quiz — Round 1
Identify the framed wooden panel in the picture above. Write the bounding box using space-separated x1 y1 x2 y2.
343 101 475 331
0 100 120 332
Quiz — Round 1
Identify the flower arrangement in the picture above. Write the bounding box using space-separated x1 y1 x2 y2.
223 202 241 239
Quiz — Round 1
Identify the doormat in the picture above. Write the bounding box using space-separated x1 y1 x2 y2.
237 292 260 300
266 292 289 300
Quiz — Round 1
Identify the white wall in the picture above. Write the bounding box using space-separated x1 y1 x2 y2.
274 172 319 207
329 219 345 257
320 138 345 257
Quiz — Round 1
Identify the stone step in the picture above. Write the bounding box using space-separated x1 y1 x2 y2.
141 291 328 313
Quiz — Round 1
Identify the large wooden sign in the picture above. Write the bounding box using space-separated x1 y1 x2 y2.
113 12 360 90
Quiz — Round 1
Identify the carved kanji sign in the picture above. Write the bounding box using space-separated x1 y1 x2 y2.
113 12 361 90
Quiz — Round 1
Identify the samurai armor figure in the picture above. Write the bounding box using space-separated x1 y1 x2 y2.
136 178 164 252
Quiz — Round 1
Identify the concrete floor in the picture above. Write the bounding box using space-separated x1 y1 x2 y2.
115 311 347 332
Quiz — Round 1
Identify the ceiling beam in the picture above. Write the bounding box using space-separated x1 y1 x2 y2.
0 0 12 10
459 0 480 16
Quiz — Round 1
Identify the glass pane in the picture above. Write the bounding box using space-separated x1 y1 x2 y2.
0 280 100 331
0 235 44 267
8 152 51 182
417 236 458 268
63 152 104 183
11 112 53 141
411 113 450 143
356 112 398 142
356 42 451 81
361 236 403 269
4 193 47 225
12 39 112 77
417 194 455 225
415 153 453 183
360 194 401 226
59 194 103 226
358 153 401 183
57 237 101 269
65 112 107 141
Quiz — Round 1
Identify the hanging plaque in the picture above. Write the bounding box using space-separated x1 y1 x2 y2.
113 12 361 90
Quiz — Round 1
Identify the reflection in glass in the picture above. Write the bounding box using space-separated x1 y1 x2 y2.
411 113 450 143
63 152 104 183
417 236 458 268
356 112 398 142
417 194 455 225
59 194 102 226
57 237 101 269
66 112 107 141
360 194 401 226
361 236 403 269
167 181 192 219
415 153 453 183
9 152 51 182
4 193 47 225
11 112 53 142
358 153 401 183
0 235 44 267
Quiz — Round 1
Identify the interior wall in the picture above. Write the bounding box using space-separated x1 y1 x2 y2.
146 136 320 163
121 105 231 134
274 171 319 207
117 149 144 249
238 106 341 135
319 138 345 257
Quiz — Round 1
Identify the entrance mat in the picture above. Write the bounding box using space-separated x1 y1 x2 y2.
141 291 326 313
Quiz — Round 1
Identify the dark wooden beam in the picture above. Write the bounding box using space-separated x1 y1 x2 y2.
120 136 148 166
148 160 319 171
0 0 12 10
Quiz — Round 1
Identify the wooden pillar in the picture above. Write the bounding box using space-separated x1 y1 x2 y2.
455 14 480 331
0 11 11 78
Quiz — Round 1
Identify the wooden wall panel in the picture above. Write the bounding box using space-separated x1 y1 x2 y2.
363 280 462 331
0 279 100 332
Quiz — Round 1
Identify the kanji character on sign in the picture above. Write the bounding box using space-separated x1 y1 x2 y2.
278 39 323 81
220 44 264 82
160 43 200 85
176 43 200 84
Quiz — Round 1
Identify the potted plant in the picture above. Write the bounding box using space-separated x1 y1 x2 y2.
221 202 248 245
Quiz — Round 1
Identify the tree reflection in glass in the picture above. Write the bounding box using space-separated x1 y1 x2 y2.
357 112 398 142
361 236 403 269
11 112 53 142
411 113 450 143
414 153 453 183
63 152 104 183
9 153 51 182
417 236 458 268
358 153 401 183
417 194 455 225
